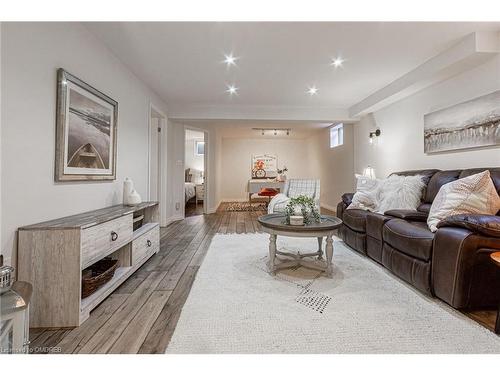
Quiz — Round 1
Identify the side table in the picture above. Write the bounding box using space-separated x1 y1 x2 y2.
490 252 500 334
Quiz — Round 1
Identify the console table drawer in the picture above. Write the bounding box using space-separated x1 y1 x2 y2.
81 214 133 268
132 225 159 265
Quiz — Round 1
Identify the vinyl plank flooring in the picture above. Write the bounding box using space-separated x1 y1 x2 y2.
34 204 495 354
108 290 172 354
138 266 199 354
55 294 128 353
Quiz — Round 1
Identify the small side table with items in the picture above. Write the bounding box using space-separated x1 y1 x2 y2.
1 265 32 354
490 252 500 334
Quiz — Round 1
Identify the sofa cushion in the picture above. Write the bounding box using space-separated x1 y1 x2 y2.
385 209 428 222
437 214 500 238
424 170 461 203
383 219 435 261
343 208 370 232
417 203 432 213
366 212 392 240
427 170 500 232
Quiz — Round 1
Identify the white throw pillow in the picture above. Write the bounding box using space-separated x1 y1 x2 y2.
347 174 382 211
377 174 426 214
427 170 500 232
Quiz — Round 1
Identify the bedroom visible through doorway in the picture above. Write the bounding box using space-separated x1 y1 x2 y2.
184 129 206 217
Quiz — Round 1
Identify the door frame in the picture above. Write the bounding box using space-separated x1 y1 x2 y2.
148 103 168 226
183 125 209 217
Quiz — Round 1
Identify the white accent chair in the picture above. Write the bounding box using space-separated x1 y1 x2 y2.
268 179 321 214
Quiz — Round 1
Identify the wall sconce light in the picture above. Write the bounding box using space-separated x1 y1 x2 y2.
369 128 381 144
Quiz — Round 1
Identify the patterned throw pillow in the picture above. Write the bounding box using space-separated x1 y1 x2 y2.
427 170 500 232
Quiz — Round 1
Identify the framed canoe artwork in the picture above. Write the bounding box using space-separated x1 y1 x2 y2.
424 90 500 154
55 68 118 181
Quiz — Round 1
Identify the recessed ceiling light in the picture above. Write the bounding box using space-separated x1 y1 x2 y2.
223 53 238 67
331 57 344 68
226 84 238 95
307 86 318 96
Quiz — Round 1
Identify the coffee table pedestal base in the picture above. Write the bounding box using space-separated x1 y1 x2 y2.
267 234 334 278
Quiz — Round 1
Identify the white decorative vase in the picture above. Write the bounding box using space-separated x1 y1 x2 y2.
123 178 142 206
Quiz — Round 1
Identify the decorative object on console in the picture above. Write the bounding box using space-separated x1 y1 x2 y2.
368 129 381 145
424 90 500 154
284 196 321 225
55 68 118 181
252 154 277 179
123 177 142 206
427 170 500 232
277 166 288 182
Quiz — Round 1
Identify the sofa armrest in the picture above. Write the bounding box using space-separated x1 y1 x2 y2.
341 193 354 206
437 214 500 238
432 226 500 309
384 209 428 222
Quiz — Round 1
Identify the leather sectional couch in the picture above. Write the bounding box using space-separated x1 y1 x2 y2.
336 168 500 310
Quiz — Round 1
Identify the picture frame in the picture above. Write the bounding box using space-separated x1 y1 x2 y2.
55 68 118 181
195 140 205 156
424 90 500 154
251 154 277 179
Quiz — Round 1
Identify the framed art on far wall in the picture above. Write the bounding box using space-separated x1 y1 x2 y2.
55 68 118 181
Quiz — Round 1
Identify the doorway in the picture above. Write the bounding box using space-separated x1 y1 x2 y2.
149 105 167 225
184 128 206 217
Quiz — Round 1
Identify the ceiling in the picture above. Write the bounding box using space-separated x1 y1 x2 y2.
85 22 500 120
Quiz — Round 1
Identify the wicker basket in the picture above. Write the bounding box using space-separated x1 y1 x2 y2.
81 258 119 298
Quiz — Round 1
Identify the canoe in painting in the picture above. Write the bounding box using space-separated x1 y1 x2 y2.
68 143 106 169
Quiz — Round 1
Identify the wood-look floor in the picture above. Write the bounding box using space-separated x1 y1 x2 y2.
28 204 497 353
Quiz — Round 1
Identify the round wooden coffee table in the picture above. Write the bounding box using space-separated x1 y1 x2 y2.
490 252 500 334
258 214 342 278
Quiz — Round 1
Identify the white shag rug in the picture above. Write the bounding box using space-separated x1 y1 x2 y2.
166 233 500 354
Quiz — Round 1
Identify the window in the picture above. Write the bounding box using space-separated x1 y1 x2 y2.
195 141 205 155
330 123 344 148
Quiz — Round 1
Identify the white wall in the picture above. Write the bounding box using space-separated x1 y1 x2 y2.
185 137 204 174
354 56 500 178
1 23 169 267
219 137 317 201
307 124 355 211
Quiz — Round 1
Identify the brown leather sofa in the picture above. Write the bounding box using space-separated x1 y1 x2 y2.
336 168 500 310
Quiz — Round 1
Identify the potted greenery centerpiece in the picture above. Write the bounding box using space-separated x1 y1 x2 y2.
283 195 321 225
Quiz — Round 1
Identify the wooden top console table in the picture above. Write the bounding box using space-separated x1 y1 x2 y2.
17 202 160 328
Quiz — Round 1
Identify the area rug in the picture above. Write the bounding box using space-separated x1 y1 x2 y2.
224 202 267 211
166 234 500 354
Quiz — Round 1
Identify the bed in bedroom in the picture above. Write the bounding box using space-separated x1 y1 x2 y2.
185 182 196 204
